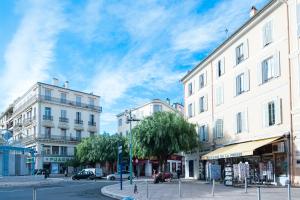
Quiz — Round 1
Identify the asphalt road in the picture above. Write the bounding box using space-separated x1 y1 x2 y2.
0 180 118 200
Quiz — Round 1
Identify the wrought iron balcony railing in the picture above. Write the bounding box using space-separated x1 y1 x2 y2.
43 115 53 121
59 117 69 123
74 119 83 125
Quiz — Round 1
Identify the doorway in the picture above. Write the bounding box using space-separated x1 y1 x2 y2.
189 160 194 177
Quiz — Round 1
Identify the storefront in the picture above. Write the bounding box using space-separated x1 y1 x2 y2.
43 156 73 174
202 137 288 186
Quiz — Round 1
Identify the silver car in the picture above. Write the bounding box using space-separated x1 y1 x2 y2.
107 171 135 180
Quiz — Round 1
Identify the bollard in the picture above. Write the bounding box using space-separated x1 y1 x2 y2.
178 179 182 198
288 183 291 200
244 176 248 193
32 187 37 200
146 179 149 199
211 179 215 197
257 187 261 200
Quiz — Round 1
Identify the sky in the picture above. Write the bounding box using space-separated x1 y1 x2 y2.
0 0 269 134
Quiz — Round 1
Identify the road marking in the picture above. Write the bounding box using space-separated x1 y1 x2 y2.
0 189 26 193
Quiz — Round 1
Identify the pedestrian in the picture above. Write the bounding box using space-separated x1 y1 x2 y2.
176 169 181 179
64 169 68 177
134 183 138 194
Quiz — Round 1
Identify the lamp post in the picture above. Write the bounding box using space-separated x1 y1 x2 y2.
125 109 140 185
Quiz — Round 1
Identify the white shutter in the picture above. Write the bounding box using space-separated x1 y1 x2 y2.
274 51 280 77
275 98 282 125
220 85 224 104
262 23 267 47
243 108 248 132
257 62 262 85
193 102 195 117
297 4 300 37
233 76 237 96
204 95 208 111
244 70 250 91
244 39 249 59
205 125 209 141
234 113 237 134
262 103 269 128
221 57 225 75
268 21 273 44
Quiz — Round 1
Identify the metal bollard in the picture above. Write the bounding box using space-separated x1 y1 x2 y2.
211 179 215 197
146 179 149 199
32 187 37 200
245 177 248 193
257 187 261 200
178 179 182 198
288 183 291 200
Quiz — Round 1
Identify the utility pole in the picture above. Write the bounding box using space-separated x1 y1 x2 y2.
125 109 140 185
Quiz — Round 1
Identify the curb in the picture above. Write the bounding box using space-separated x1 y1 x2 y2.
101 184 128 200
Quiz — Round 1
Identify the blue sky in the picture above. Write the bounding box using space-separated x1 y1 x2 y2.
0 0 269 134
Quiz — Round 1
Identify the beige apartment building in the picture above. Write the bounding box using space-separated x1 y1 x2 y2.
117 99 184 177
181 0 300 186
0 80 100 174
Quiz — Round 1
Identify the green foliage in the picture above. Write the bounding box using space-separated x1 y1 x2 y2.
132 111 199 169
76 133 128 166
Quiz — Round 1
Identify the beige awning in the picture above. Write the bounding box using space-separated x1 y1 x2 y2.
202 137 281 160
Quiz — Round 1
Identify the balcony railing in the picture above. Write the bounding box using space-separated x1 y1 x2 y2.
74 119 83 125
59 117 69 123
88 121 96 126
37 134 81 142
43 115 53 121
39 95 101 112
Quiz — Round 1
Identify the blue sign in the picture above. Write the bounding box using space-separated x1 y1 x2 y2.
211 164 221 180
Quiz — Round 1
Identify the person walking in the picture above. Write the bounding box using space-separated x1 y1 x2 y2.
176 169 181 179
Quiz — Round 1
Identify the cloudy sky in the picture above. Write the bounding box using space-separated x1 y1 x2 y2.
0 0 269 134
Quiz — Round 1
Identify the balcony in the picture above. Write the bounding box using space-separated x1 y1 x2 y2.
74 119 84 130
88 121 96 126
74 119 83 124
88 121 97 132
42 115 54 127
23 117 36 127
39 95 101 112
58 117 69 129
37 134 81 143
13 122 22 132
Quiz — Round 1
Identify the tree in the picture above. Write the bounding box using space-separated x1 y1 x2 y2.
132 111 199 172
76 133 128 172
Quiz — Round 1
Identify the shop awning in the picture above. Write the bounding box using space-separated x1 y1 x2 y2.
202 137 281 160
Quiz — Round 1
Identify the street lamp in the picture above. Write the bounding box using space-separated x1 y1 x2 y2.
125 109 140 185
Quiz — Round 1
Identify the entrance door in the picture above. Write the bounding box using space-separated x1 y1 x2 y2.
189 160 194 177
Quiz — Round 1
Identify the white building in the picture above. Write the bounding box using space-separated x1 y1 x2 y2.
116 99 184 176
181 0 300 186
0 80 101 174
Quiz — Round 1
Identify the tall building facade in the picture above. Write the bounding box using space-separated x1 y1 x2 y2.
116 99 184 177
181 0 300 186
0 80 101 174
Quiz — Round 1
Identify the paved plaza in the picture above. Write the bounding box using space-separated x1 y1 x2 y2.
102 179 300 200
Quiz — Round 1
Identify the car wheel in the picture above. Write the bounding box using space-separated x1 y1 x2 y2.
110 176 116 180
72 177 76 180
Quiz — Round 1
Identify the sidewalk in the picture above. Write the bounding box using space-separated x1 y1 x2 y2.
0 176 66 188
101 179 300 200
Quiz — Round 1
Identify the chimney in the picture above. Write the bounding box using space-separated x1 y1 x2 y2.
64 81 69 89
52 78 59 86
250 6 257 18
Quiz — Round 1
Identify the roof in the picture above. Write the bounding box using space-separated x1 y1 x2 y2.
181 0 277 83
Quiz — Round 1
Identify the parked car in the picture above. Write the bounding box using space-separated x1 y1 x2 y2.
81 168 103 178
72 170 95 180
153 172 173 183
107 171 135 180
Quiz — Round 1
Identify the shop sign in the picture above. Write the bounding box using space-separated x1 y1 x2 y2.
44 156 73 163
207 152 242 160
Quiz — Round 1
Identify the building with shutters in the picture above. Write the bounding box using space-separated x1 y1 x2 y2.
181 0 300 186
0 79 101 174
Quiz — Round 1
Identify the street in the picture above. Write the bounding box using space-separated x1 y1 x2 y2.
0 180 117 200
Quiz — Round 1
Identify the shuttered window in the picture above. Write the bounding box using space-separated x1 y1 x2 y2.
262 21 273 46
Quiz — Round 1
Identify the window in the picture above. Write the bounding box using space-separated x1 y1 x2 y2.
214 119 223 139
188 103 193 118
89 114 94 123
297 4 300 37
60 93 67 103
43 145 51 155
76 130 81 140
235 71 250 96
199 73 206 89
118 118 122 127
52 146 59 155
76 96 81 106
263 98 282 127
199 96 207 113
217 59 225 77
45 88 51 100
236 112 242 133
259 53 280 85
199 125 208 142
188 83 193 96
61 110 67 118
153 104 162 113
60 146 67 156
262 21 273 46
268 101 275 126
76 112 81 120
45 127 51 138
89 97 94 107
61 129 66 138
45 107 51 116
216 85 224 106
236 43 244 64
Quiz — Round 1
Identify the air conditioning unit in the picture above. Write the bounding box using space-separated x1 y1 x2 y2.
272 142 285 153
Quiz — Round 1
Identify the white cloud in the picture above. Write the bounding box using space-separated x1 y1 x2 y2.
0 0 66 109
